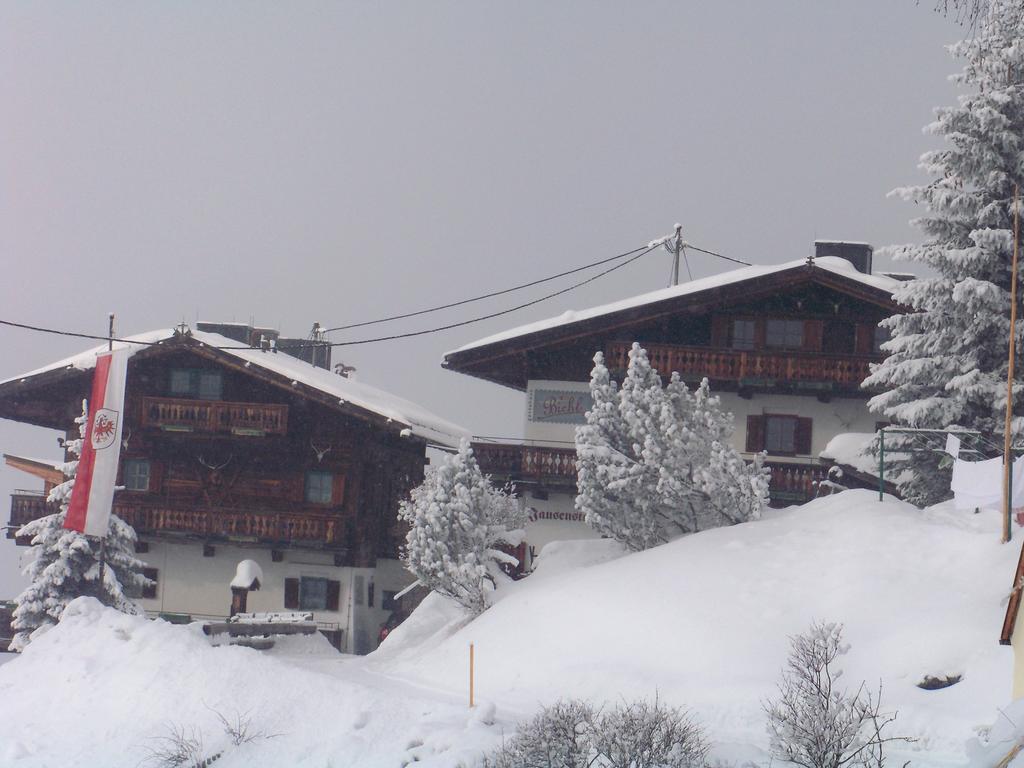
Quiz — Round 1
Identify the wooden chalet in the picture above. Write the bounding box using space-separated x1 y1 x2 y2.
444 242 904 538
0 322 466 653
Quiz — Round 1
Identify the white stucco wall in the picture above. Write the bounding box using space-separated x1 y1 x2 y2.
135 540 414 654
523 379 877 461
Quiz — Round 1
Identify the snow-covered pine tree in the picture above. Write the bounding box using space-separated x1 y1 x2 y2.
575 348 665 551
398 439 526 615
864 3 1024 506
11 401 150 650
575 343 768 551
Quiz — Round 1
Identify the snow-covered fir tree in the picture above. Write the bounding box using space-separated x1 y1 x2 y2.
575 344 769 551
399 440 526 615
864 3 1024 506
11 401 150 650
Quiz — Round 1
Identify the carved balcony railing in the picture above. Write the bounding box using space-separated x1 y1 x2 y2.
765 462 830 506
605 341 878 391
472 442 578 486
8 493 342 546
141 397 288 436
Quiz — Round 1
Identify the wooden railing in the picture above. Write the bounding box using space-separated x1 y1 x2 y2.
473 442 578 483
8 494 341 545
766 462 830 505
605 341 877 390
140 397 288 436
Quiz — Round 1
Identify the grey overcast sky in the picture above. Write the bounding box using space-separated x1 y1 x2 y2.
0 2 964 596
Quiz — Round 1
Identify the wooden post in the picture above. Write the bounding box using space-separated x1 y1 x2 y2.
1005 185 1021 544
878 427 885 502
469 642 475 708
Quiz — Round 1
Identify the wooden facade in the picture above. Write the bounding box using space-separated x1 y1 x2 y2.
450 257 901 506
1 333 431 568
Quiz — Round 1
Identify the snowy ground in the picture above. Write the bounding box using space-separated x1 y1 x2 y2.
0 490 1018 766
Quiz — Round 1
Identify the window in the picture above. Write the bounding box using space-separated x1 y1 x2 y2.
142 567 158 600
124 459 150 491
299 576 328 610
873 324 890 355
731 319 756 350
168 368 223 400
765 319 804 349
382 590 398 611
285 577 340 611
305 471 334 504
764 415 798 454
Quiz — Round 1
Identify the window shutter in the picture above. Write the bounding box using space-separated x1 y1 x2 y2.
326 580 341 611
803 320 823 352
331 473 346 506
710 316 729 347
795 418 813 455
854 324 873 355
745 415 764 452
148 461 164 493
284 578 300 609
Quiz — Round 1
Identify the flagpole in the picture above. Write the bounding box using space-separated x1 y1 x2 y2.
98 313 114 582
1004 187 1020 544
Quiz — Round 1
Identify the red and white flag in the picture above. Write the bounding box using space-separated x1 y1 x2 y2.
65 348 129 537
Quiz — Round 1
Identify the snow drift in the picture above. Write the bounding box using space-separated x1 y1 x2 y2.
0 490 1018 766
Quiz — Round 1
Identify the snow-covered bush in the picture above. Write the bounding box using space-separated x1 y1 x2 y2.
483 699 595 768
483 697 708 768
575 344 769 551
399 440 526 615
763 622 908 768
11 401 150 650
864 1 1024 506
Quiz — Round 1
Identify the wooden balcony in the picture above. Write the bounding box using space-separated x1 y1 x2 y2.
765 462 830 506
472 442 577 487
141 397 288 436
605 341 877 392
8 493 343 547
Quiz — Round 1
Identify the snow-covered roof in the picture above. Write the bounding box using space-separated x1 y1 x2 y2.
448 256 902 356
0 329 468 447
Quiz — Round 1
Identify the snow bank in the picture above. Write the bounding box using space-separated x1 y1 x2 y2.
0 597 510 767
1 492 1017 766
820 431 877 474
373 490 1017 765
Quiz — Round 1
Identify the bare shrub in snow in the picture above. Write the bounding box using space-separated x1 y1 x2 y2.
399 439 527 615
483 699 596 768
140 724 211 767
576 345 769 551
763 622 910 768
590 697 709 768
12 401 150 650
483 696 708 768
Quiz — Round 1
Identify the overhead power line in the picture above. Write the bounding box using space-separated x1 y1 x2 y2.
325 243 660 347
324 243 652 333
0 238 745 351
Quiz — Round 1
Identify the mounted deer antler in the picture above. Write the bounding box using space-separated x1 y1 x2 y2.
121 427 132 451
310 440 332 463
197 454 233 472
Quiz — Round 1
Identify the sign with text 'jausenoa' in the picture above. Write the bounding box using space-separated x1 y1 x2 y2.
528 389 593 425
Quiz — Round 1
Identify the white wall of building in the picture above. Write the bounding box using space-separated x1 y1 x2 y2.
523 379 877 460
135 540 415 654
520 491 597 569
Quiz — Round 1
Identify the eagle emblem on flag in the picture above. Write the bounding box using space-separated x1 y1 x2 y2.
91 408 119 450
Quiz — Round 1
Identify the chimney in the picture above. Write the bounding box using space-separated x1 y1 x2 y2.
814 240 873 274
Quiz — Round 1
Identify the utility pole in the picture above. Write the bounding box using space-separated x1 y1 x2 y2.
663 223 689 287
1004 185 1021 544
